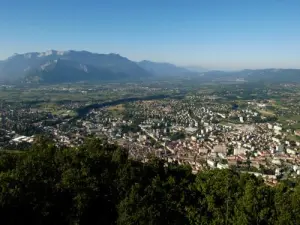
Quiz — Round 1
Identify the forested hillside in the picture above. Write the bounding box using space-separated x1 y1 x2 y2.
0 138 299 225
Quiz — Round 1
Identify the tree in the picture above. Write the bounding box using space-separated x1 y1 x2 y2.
0 137 299 225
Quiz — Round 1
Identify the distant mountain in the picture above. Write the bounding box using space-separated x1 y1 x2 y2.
185 66 208 73
202 69 300 83
0 61 3 72
1 50 300 84
138 60 194 76
239 69 300 82
25 59 125 83
0 50 151 83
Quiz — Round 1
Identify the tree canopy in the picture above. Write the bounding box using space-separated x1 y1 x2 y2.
0 138 299 225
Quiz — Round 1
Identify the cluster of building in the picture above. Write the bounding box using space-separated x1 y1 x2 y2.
1 90 300 185
65 98 299 185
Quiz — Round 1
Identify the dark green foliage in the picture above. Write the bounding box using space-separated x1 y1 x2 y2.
120 123 141 134
170 131 186 140
0 138 299 225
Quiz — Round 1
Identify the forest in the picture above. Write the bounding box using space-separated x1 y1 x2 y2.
0 138 299 225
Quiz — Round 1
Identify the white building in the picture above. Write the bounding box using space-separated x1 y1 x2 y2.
239 117 244 123
272 158 282 166
274 126 282 131
234 147 247 155
217 163 229 169
287 148 296 155
207 159 216 168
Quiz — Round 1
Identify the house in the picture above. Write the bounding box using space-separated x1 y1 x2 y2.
234 147 247 155
274 126 282 132
295 130 300 137
239 117 244 123
207 159 216 168
212 144 227 154
287 148 296 155
217 163 229 169
272 158 282 166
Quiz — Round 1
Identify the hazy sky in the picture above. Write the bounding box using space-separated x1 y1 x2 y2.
0 0 299 69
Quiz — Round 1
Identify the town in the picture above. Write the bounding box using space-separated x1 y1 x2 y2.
1 82 300 185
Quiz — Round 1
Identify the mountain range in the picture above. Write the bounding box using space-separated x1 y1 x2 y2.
0 50 300 84
0 50 197 83
137 60 192 76
202 69 300 83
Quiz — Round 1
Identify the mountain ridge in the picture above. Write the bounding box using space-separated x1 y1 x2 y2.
0 50 152 83
202 68 300 83
1 50 300 84
25 58 124 83
137 60 192 76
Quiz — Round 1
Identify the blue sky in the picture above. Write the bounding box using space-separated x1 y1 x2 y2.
0 0 299 69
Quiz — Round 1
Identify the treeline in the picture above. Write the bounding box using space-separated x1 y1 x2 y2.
0 138 299 225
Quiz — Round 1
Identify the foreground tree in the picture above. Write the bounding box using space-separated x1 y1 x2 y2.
0 138 299 225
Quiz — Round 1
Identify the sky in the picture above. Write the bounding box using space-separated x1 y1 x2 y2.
0 0 299 69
